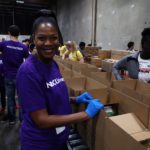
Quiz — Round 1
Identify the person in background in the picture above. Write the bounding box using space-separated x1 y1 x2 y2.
79 41 86 57
62 41 84 63
0 25 29 125
126 41 134 51
1 38 5 42
16 9 103 150
22 38 30 48
58 43 67 57
0 52 6 114
113 28 150 83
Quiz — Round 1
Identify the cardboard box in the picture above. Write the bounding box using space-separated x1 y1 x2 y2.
66 77 107 97
101 60 115 72
61 70 83 79
143 94 150 105
111 50 129 60
94 88 150 150
90 57 102 67
90 72 112 87
77 89 109 150
80 67 99 77
72 63 88 72
98 50 111 59
84 46 100 56
62 59 73 69
112 80 150 102
109 88 149 127
101 113 150 150
74 88 150 150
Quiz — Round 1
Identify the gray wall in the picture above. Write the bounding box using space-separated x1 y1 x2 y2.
57 0 150 50
57 0 93 45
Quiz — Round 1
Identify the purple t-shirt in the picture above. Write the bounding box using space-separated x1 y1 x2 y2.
0 40 29 79
0 54 4 86
0 54 4 75
16 55 72 150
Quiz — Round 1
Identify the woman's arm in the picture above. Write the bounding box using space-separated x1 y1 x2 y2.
79 58 84 63
30 109 89 128
62 50 69 60
77 50 84 63
70 96 76 103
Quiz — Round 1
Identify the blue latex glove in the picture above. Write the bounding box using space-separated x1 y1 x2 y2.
85 100 104 118
76 92 93 103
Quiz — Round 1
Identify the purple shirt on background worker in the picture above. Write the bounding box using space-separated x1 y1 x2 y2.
0 40 29 79
0 54 4 86
16 54 72 149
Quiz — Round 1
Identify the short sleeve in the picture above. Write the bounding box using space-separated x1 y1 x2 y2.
76 50 83 60
17 70 46 113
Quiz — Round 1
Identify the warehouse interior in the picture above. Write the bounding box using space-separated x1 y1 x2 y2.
0 0 150 150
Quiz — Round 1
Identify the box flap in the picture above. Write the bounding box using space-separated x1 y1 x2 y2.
112 79 137 90
143 94 150 105
65 77 86 90
110 88 150 128
109 113 146 134
132 131 150 142
86 77 106 90
87 88 109 104
136 81 150 93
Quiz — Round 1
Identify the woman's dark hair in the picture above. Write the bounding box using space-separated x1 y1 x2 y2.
141 28 150 48
32 9 63 44
8 25 20 37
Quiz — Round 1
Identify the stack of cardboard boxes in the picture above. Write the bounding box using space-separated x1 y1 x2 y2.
55 49 150 150
101 50 130 72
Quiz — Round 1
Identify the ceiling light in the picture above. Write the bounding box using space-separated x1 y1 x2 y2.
16 1 24 4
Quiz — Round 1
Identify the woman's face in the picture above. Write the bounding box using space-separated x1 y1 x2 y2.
66 44 74 52
33 23 59 63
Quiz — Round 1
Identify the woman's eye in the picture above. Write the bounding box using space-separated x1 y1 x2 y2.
49 36 58 41
38 37 46 41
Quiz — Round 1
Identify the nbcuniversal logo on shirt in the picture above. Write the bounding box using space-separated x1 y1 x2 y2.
46 78 64 88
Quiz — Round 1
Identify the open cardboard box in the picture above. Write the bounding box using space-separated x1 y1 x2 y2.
65 76 107 115
143 94 150 105
98 50 111 60
61 70 83 79
75 88 117 149
76 88 109 150
90 57 102 67
94 88 150 150
65 77 107 97
80 67 99 77
112 79 150 102
95 112 150 150
90 72 112 87
72 63 90 72
111 50 129 60
84 46 100 56
62 59 73 69
101 59 116 72
72 86 150 150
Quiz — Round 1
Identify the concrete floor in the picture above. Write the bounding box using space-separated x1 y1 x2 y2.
0 114 20 150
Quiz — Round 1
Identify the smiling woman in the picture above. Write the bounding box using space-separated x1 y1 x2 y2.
16 9 103 150
33 23 59 63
